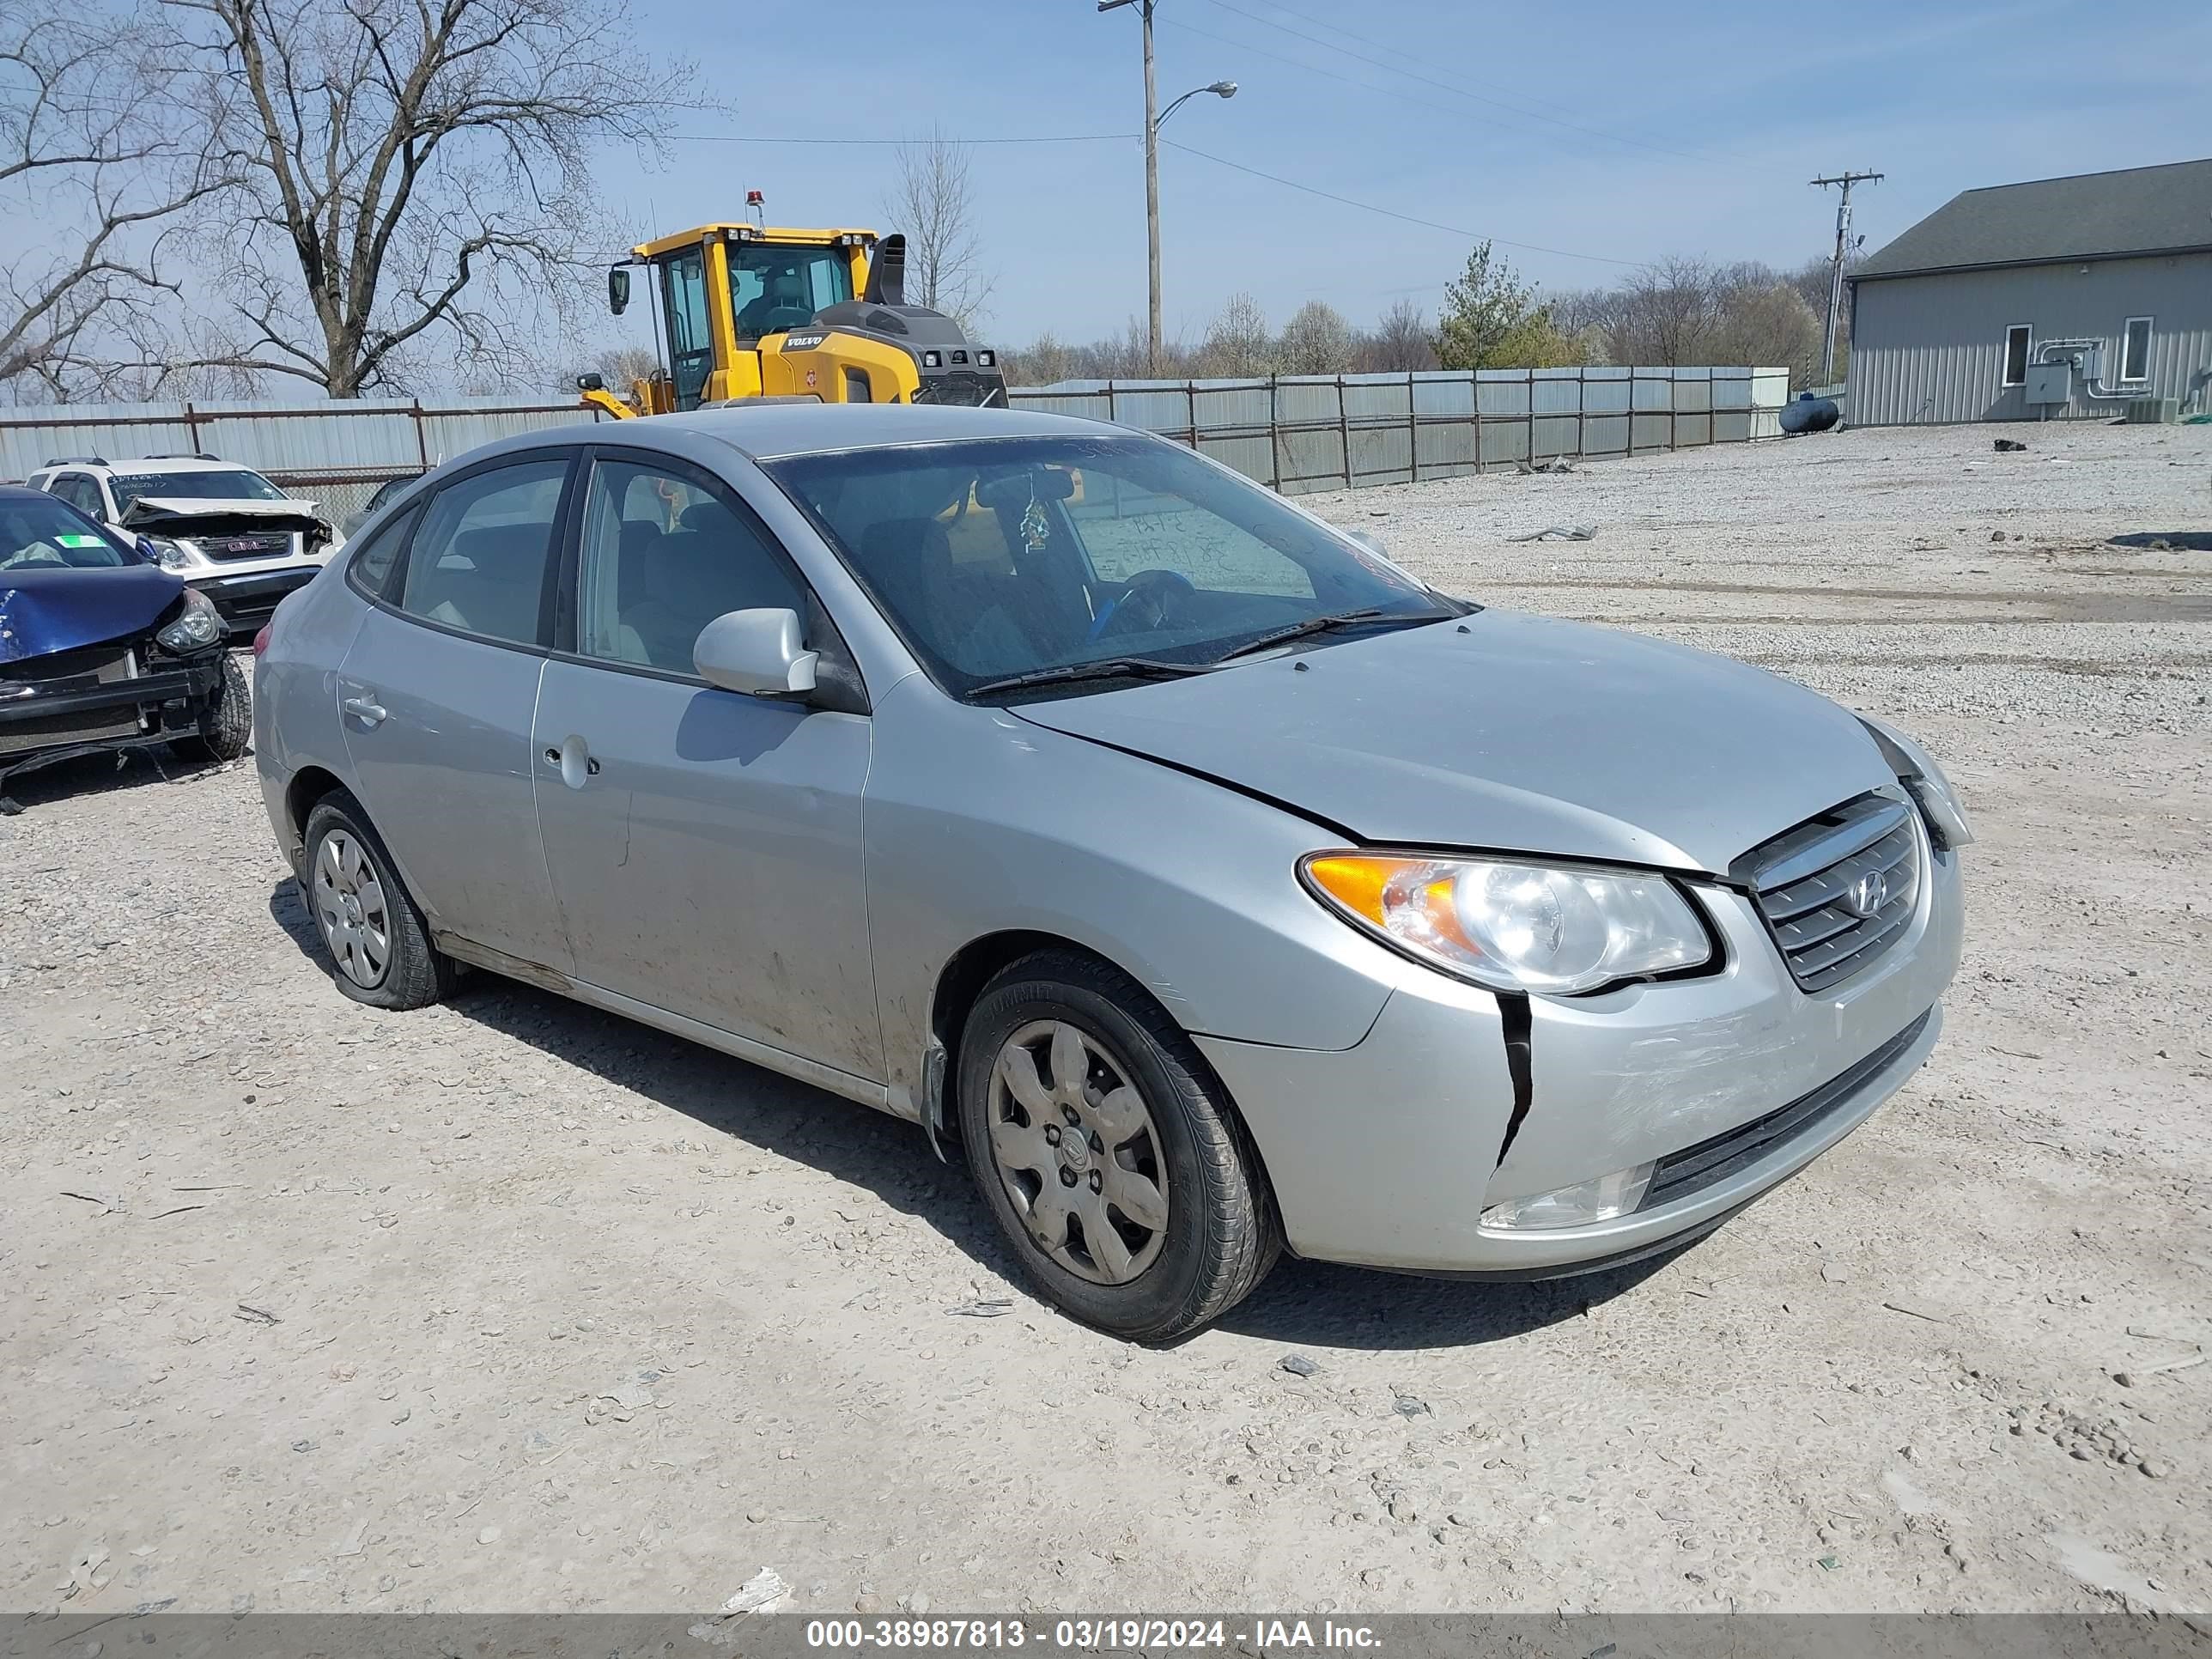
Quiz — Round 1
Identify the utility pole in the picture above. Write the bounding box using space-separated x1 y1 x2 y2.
1100 2 1237 374
1811 170 1881 385
1100 0 1162 372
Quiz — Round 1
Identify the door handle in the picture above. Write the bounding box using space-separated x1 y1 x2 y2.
342 694 387 726
546 741 599 784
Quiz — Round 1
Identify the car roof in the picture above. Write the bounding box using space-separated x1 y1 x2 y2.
97 456 263 474
645 402 1129 460
367 404 1151 507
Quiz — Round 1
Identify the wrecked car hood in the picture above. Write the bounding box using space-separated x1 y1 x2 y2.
0 563 182 664
122 496 331 548
1014 609 1897 873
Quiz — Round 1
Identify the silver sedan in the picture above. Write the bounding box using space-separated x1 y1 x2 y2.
253 404 1966 1340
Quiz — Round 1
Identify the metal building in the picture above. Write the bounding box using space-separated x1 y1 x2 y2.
1845 157 2212 426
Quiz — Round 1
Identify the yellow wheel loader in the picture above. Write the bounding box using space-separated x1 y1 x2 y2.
578 222 1007 418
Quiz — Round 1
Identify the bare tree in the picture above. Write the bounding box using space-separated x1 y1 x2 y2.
1709 276 1822 381
1 0 236 400
1554 258 1825 378
155 0 703 397
586 340 659 397
1200 291 1273 377
1358 298 1437 372
1276 300 1352 375
1003 330 1079 388
882 125 994 335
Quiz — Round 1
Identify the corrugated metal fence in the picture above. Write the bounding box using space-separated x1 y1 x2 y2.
2 367 1788 518
1017 368 1789 495
0 395 610 522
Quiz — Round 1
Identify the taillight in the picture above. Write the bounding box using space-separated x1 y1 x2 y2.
252 622 272 657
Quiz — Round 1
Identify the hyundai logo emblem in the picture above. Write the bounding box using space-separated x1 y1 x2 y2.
1844 870 1889 919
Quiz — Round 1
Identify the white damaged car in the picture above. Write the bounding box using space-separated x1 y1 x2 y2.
27 453 342 639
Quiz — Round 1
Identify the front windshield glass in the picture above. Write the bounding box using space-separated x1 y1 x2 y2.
766 434 1458 697
110 469 289 512
0 495 136 570
731 245 852 341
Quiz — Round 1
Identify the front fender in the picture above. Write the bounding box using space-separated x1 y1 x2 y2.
862 676 1407 1114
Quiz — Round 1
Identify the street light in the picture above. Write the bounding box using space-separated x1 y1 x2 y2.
1159 80 1238 128
1098 0 1237 374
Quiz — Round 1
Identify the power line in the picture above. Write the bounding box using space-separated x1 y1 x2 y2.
667 132 1140 146
1160 138 1640 265
1194 0 1722 165
1158 14 1525 139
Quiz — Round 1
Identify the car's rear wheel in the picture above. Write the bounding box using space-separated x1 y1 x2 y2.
170 652 250 764
956 951 1279 1342
301 791 452 1010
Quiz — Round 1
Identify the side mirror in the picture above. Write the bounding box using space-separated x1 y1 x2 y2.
1346 528 1388 556
694 608 818 698
608 267 631 316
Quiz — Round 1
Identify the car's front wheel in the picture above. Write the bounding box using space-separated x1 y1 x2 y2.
170 652 250 764
301 790 452 1010
956 951 1279 1342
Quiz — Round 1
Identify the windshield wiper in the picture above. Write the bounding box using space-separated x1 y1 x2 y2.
965 656 1212 697
1214 605 1445 663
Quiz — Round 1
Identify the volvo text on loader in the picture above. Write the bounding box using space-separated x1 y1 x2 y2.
579 217 1008 418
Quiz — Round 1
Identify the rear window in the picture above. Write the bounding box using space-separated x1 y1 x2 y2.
109 469 290 513
0 495 137 570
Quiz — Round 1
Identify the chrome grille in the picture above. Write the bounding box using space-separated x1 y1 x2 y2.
195 530 294 562
1747 794 1921 993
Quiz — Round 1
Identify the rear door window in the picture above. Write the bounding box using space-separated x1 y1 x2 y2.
345 505 422 600
394 459 569 647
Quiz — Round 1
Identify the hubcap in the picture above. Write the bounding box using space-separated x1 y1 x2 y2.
987 1019 1169 1285
311 829 391 988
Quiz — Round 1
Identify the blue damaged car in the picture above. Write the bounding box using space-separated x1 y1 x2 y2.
0 484 248 810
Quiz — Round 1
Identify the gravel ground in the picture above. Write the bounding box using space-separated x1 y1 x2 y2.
2 419 2208 1619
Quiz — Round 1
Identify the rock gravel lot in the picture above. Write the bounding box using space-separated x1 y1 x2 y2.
2 419 2208 1618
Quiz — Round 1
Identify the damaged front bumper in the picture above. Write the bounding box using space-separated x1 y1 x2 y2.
0 644 222 777
1195 830 1963 1277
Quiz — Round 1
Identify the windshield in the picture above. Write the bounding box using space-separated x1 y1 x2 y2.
766 434 1458 697
731 243 852 341
110 469 289 512
0 495 137 570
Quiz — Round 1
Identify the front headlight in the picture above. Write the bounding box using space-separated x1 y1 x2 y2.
1302 852 1713 994
143 535 198 570
1858 716 1973 848
155 587 225 653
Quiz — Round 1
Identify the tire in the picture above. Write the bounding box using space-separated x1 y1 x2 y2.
301 789 453 1010
956 950 1279 1342
170 651 251 764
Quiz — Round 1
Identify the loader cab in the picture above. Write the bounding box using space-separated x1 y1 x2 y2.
586 217 1006 420
633 224 874 412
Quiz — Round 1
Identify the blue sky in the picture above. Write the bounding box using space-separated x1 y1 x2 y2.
601 0 2210 350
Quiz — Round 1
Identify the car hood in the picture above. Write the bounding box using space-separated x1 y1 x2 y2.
0 563 183 664
121 496 332 550
1012 610 1897 873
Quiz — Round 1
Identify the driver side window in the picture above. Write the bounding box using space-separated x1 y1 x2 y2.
575 457 805 676
1065 473 1313 599
51 473 106 520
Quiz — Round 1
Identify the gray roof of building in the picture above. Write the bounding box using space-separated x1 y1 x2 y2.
1853 157 2212 280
